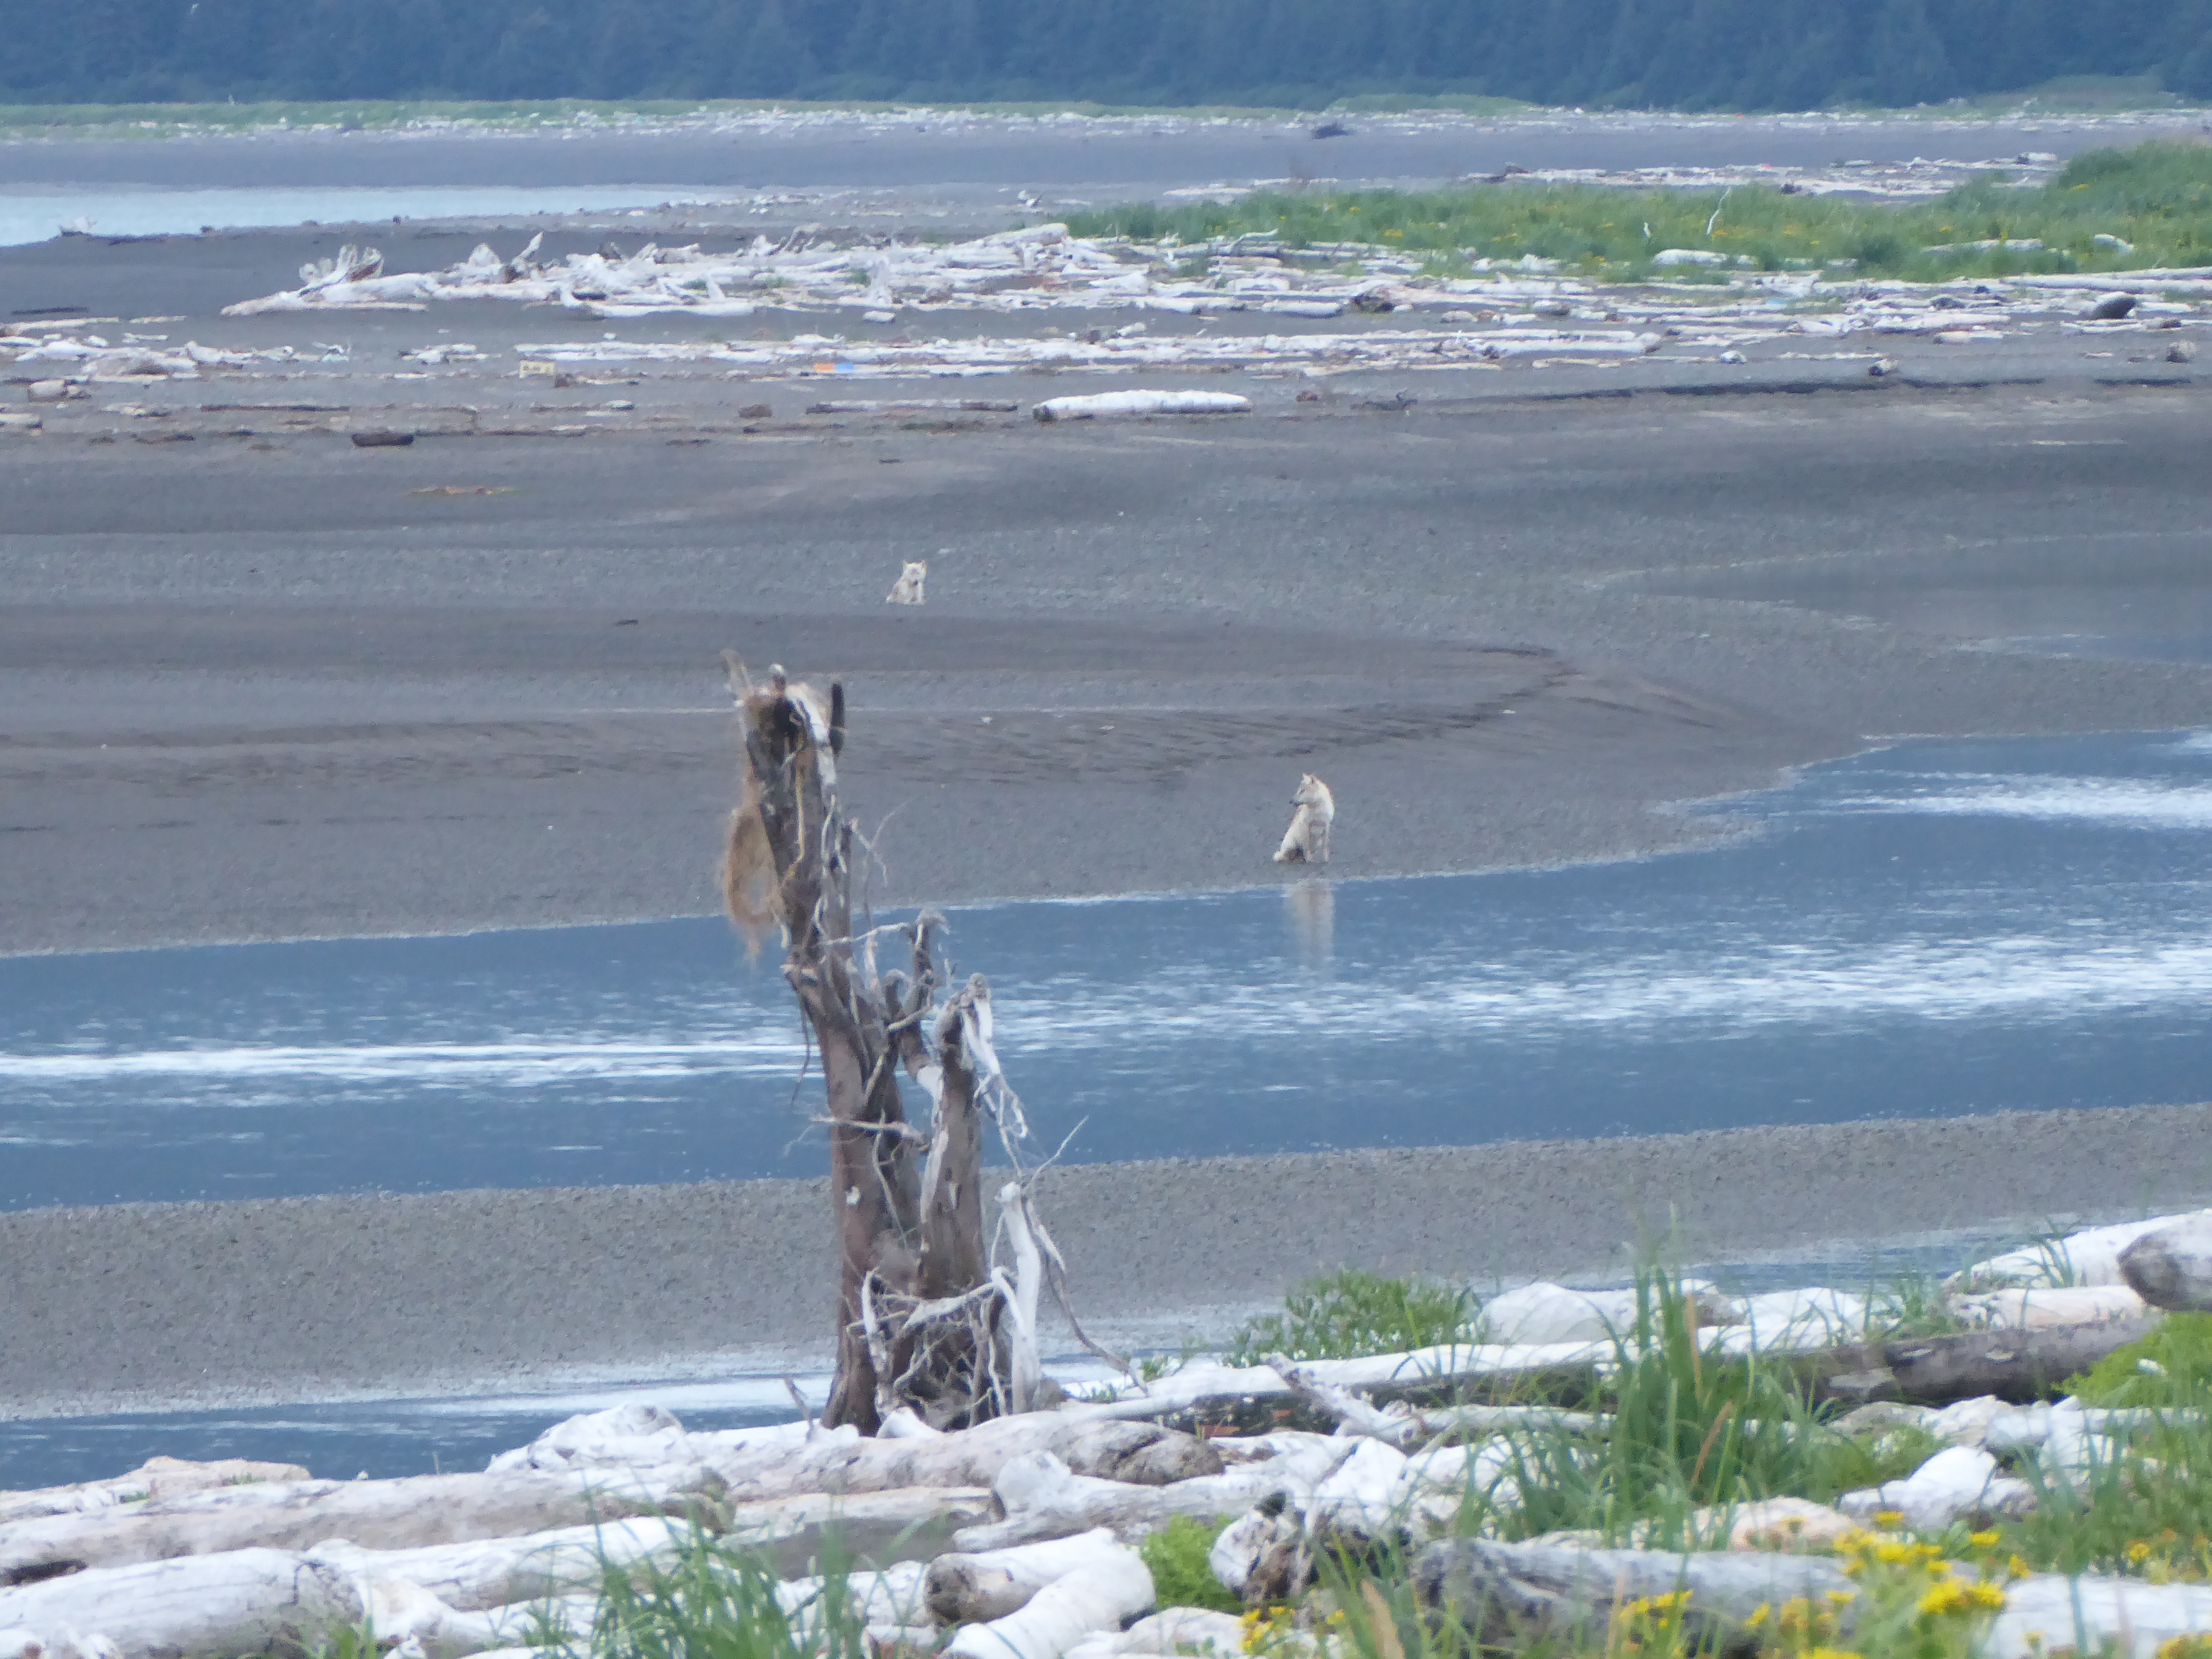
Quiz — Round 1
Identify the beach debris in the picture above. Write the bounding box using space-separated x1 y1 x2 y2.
1274 774 1334 865
886 559 927 606
1950 1208 2212 1291
1949 1284 2151 1330
1415 1537 1851 1650
1034 391 1251 421
2089 291 2140 319
25 381 68 402
0 413 40 432
0 1463 722 1584
0 1458 311 1526
808 399 1019 414
2120 1212 2212 1311
1838 1445 2036 1531
352 431 416 447
0 1208 2197 1659
2172 338 2199 363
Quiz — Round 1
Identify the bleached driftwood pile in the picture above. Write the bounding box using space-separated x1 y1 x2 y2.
212 226 2212 346
7 1207 2212 1659
5 228 2205 407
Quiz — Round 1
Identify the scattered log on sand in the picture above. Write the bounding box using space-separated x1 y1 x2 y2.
1033 391 1251 421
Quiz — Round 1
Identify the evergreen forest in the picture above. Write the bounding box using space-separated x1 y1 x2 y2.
6 0 2212 112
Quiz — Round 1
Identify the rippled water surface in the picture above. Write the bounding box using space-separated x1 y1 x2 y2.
7 729 2212 1212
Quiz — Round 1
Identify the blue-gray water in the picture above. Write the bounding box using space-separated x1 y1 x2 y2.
7 728 2212 1213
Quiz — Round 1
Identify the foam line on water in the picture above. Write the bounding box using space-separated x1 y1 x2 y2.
1833 775 2212 828
0 1036 801 1083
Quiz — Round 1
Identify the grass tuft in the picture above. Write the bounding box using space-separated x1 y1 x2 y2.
1139 1515 1243 1613
1222 1268 1480 1366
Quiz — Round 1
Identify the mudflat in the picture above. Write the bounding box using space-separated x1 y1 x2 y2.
9 356 2212 951
9 216 2212 1414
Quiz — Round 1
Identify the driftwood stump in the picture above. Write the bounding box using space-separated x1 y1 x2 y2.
723 659 1055 1433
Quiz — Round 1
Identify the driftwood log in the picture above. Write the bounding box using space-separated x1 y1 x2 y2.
2121 1217 2212 1312
0 1549 368 1659
941 1540 1154 1659
0 1467 723 1587
1414 1538 1853 1655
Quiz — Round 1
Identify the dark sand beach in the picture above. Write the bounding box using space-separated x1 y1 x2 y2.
8 199 2212 1413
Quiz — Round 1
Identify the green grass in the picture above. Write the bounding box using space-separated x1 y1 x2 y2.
1221 1267 1481 1366
544 1526 870 1659
1139 1515 1243 1613
1065 140 2212 283
2069 1311 2212 1408
1464 1267 1939 1548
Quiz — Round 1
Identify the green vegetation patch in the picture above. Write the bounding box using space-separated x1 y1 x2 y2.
1138 1516 1243 1613
1067 142 2212 283
1222 1267 1480 1366
2070 1310 2212 1408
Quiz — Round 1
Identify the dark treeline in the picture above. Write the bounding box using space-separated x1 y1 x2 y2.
7 0 2212 111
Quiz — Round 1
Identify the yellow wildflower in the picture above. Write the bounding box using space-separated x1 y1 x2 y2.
1918 1581 1976 1618
1965 1583 2008 1611
2128 1540 2156 1565
1872 1510 1907 1527
1969 1530 2002 1550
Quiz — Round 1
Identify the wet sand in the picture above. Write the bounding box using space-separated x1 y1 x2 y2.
6 1101 2212 1415
9 207 2212 1418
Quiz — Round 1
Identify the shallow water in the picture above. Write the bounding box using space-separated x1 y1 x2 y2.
7 728 2212 1212
1 112 2187 248
0 184 726 249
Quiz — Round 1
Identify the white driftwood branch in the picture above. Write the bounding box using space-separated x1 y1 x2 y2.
925 1528 1133 1624
997 1182 1046 1415
952 1447 1341 1551
942 1540 1153 1659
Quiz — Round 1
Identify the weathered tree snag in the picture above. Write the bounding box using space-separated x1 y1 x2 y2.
726 658 1062 1433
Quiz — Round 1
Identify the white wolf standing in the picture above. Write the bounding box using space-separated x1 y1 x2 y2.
885 560 927 605
1274 773 1334 865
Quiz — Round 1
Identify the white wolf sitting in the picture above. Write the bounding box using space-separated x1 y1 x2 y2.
885 560 927 605
1274 773 1334 864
